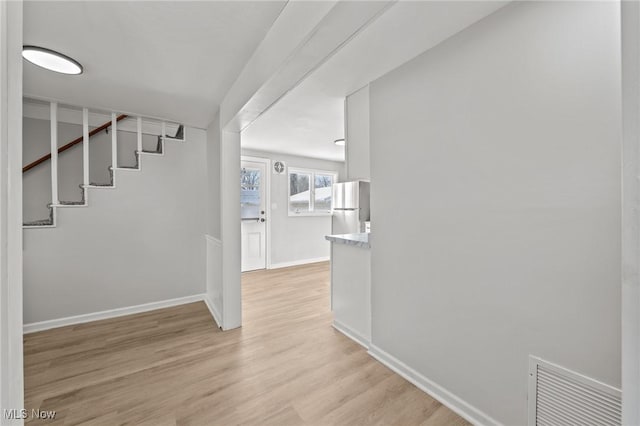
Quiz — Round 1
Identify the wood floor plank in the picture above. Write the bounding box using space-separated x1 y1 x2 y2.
24 261 468 425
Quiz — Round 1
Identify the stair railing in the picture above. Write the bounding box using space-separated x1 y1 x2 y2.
22 110 128 173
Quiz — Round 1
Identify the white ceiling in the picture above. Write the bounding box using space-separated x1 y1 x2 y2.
23 1 287 128
241 1 508 162
241 77 346 162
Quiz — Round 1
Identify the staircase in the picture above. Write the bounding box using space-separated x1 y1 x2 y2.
22 100 185 228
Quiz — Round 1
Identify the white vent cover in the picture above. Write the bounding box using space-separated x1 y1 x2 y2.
528 356 621 426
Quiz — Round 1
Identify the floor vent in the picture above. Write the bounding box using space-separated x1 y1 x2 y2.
528 356 621 426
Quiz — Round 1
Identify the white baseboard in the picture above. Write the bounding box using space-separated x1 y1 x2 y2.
203 295 223 330
269 256 330 270
368 344 501 426
333 320 370 349
24 294 206 334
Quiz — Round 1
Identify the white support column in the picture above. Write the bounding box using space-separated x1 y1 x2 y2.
82 108 89 188
111 113 117 170
221 127 242 330
137 117 142 154
50 102 58 205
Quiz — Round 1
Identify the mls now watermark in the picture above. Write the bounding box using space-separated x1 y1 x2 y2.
3 408 56 420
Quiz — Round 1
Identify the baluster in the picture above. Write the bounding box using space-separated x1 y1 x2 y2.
82 108 89 188
50 102 58 205
137 117 142 156
111 112 117 170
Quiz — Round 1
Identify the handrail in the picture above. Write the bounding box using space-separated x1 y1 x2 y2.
23 114 128 173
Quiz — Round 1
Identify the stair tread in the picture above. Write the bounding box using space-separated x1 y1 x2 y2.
23 219 54 226
162 136 185 142
24 206 54 227
58 201 85 205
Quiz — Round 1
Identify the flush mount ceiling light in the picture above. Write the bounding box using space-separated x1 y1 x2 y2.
334 138 345 146
22 46 83 75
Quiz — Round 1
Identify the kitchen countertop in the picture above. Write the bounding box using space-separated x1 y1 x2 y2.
325 233 370 249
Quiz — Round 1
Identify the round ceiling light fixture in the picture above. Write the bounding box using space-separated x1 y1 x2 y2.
334 138 345 146
22 46 83 75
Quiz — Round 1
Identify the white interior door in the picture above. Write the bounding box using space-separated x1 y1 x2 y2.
241 159 267 272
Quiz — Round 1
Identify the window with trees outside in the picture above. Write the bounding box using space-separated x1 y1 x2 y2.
240 167 261 219
288 168 336 215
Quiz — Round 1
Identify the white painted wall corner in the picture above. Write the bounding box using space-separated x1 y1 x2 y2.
205 234 224 329
368 344 502 426
203 294 223 330
332 320 369 349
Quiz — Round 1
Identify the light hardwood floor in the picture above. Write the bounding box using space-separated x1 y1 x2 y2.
24 261 468 425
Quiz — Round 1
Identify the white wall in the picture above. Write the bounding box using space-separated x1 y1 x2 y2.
345 85 370 181
0 0 24 420
369 2 621 424
23 127 207 324
331 242 371 345
205 234 222 328
621 1 640 422
241 148 344 267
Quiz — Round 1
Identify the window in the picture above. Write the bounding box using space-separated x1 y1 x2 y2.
289 170 311 214
314 173 334 212
288 168 336 215
240 167 261 219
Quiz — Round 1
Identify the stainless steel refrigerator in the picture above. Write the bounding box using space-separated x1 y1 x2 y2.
331 181 370 234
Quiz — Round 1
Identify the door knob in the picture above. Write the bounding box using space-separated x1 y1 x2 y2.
260 218 265 222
